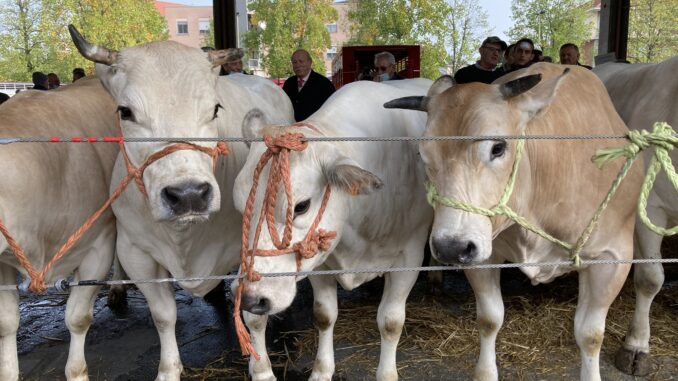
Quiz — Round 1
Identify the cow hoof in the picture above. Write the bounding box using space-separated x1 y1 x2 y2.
106 286 128 312
308 373 332 381
614 347 651 376
251 373 276 381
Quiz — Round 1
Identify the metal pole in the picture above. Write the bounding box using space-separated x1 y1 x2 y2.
213 0 237 49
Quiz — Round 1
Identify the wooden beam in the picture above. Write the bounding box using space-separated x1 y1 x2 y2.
597 0 630 63
213 0 237 49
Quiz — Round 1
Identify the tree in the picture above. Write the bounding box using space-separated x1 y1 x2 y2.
244 0 337 79
508 0 591 61
0 0 168 82
627 0 678 63
347 0 490 79
0 0 43 81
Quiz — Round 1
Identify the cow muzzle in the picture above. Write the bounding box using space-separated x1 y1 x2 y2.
161 181 213 218
431 236 479 264
240 290 272 315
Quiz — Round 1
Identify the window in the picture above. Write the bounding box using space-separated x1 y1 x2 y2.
177 20 188 35
326 46 337 60
326 23 337 33
199 19 210 35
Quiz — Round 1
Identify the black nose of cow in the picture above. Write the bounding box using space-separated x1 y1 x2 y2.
432 237 478 264
161 182 213 215
241 292 271 315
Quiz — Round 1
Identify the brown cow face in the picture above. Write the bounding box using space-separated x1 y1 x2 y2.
393 72 568 264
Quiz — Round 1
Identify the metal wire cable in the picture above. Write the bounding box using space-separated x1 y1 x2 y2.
2 258 677 292
6 133 678 145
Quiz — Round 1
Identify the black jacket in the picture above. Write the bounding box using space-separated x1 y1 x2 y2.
283 70 335 122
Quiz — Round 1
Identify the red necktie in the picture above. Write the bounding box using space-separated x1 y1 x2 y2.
297 77 305 88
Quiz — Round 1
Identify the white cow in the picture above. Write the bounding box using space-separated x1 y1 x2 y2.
68 26 293 381
0 78 118 380
594 56 678 376
386 64 644 381
231 78 433 381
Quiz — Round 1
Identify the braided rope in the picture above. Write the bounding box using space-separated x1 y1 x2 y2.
426 123 676 267
0 116 230 293
233 131 336 359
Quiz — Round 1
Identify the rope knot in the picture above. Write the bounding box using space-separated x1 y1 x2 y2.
29 279 47 293
215 141 230 156
293 240 318 259
425 181 437 208
264 133 308 154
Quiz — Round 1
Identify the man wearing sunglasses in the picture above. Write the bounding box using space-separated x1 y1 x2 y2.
453 36 507 84
373 51 403 82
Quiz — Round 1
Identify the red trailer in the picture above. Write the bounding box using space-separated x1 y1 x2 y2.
331 45 421 89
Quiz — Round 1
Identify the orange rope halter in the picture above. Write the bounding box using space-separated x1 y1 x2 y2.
233 131 336 359
0 115 229 293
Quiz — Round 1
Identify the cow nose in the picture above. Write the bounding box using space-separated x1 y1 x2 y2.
241 292 271 315
161 182 212 215
432 237 478 264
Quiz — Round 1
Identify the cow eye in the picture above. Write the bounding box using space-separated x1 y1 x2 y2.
213 104 222 120
294 199 311 218
490 140 506 160
117 106 134 121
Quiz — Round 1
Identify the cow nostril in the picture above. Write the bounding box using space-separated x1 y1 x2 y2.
242 293 271 315
197 182 212 201
161 187 181 207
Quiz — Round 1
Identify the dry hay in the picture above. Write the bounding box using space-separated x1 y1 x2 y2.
289 274 678 380
184 238 678 380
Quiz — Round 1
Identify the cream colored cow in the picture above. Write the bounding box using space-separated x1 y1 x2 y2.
594 56 678 376
69 26 293 381
0 78 118 380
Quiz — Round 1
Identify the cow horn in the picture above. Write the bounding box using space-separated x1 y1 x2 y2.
383 96 429 112
68 24 119 66
499 74 542 99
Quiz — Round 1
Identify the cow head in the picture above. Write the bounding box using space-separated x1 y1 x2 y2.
231 110 382 315
69 25 235 224
385 70 568 264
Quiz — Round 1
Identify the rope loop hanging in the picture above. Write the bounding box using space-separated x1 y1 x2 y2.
233 130 336 359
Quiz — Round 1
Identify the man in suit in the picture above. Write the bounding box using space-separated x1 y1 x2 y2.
283 49 335 122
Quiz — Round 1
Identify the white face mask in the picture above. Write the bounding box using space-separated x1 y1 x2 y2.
379 73 390 81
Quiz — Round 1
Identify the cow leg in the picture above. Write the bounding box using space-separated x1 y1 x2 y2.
0 264 19 381
244 311 275 381
576 258 631 381
464 267 503 381
376 239 425 381
308 274 338 381
118 246 181 381
64 237 114 381
615 211 666 376
106 256 128 311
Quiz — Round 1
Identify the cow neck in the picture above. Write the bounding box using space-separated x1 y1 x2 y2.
117 115 230 196
233 131 337 359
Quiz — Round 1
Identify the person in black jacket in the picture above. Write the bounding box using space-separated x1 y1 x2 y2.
453 36 507 84
283 49 335 122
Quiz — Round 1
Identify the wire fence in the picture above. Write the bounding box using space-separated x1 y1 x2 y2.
0 130 675 295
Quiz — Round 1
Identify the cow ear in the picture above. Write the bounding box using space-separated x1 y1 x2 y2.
428 75 455 97
242 108 267 147
511 69 570 118
324 156 383 196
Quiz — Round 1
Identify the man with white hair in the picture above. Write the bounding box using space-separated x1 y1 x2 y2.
373 51 403 82
219 47 246 75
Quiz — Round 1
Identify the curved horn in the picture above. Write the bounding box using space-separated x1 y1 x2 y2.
68 24 119 66
499 73 542 99
383 96 429 112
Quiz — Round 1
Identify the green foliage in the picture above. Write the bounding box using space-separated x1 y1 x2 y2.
627 0 678 63
0 0 168 82
201 18 216 50
244 0 337 79
347 0 490 79
508 0 592 61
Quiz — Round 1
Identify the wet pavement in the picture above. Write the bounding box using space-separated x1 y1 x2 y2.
16 265 678 381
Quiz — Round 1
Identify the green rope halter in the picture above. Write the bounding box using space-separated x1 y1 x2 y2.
425 122 677 267
593 122 677 236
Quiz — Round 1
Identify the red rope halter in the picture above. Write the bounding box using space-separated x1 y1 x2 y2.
233 131 336 359
0 115 229 293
